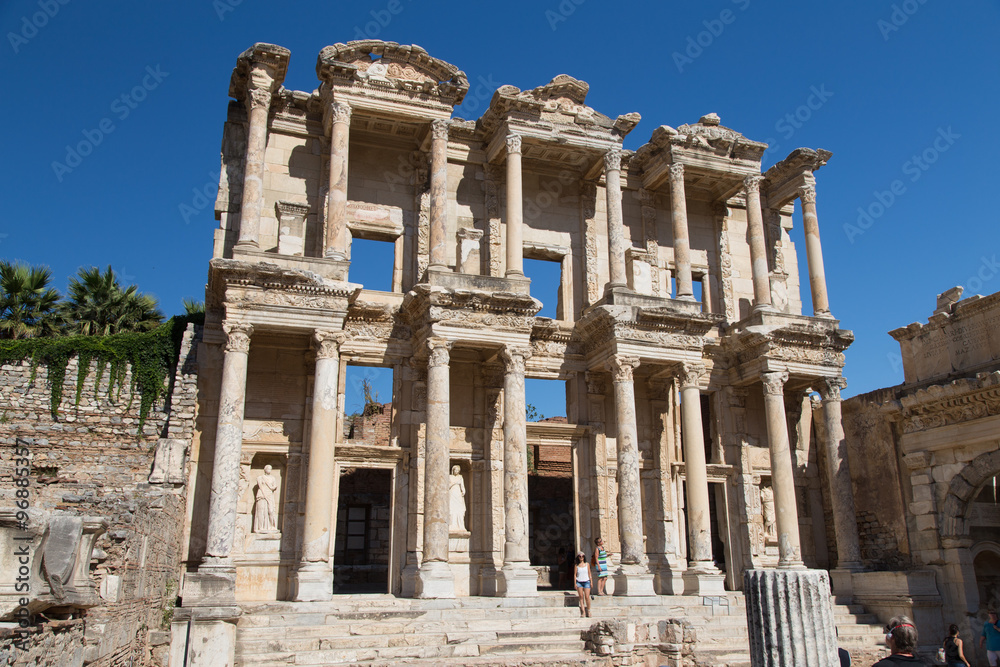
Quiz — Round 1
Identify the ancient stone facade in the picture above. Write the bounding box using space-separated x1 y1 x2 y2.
172 40 869 664
842 287 1000 659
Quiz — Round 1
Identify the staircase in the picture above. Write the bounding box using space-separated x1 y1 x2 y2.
233 592 888 666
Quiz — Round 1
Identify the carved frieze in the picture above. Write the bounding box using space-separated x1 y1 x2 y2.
581 182 600 307
484 164 503 278
894 371 1000 434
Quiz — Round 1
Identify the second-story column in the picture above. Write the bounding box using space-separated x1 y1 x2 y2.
817 377 862 571
324 102 352 260
295 331 345 601
761 371 804 568
428 119 451 270
417 338 455 598
668 164 695 300
605 147 628 289
799 185 832 317
505 134 524 278
497 345 538 596
235 76 276 250
744 175 774 312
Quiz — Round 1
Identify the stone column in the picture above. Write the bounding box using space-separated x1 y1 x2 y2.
235 78 275 249
744 568 839 667
295 331 345 601
606 355 655 596
798 185 831 317
416 338 455 598
203 323 253 565
679 364 725 594
761 371 803 568
668 164 695 300
497 346 537 596
744 175 774 312
428 119 451 270
504 134 524 278
605 147 628 289
324 102 351 260
816 378 862 574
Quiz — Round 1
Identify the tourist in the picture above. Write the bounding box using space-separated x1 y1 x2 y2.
592 537 610 596
942 623 970 667
574 553 592 618
981 609 1000 666
873 616 929 666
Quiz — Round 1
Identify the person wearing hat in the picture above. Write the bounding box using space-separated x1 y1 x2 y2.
873 616 929 665
574 552 593 617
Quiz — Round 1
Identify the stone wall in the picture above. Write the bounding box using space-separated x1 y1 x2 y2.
0 324 199 667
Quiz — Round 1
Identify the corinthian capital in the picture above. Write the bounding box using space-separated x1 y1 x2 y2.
816 376 846 402
668 163 684 183
761 370 789 396
331 101 352 125
744 174 764 195
505 133 522 155
248 86 272 111
500 345 532 375
427 338 453 368
679 362 706 389
431 118 451 141
606 355 640 383
313 330 346 359
603 147 622 172
799 184 817 205
223 322 253 354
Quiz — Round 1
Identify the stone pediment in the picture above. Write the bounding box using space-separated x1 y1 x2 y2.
316 40 469 107
639 113 768 164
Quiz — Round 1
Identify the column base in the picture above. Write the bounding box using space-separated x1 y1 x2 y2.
415 561 455 599
683 562 726 595
234 239 259 250
676 294 696 302
293 563 333 601
814 309 835 319
324 250 348 261
496 563 538 597
613 563 656 597
752 302 777 313
183 560 237 606
654 564 686 595
400 562 419 598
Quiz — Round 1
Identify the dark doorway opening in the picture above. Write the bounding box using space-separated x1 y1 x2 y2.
333 467 392 593
528 443 575 589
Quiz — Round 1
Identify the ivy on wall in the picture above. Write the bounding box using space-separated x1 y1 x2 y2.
0 316 197 430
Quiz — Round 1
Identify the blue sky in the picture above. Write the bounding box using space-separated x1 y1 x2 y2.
3 0 998 418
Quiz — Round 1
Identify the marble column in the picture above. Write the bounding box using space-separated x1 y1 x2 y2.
679 364 725 594
761 371 804 568
295 331 345 601
606 355 655 595
504 134 524 278
744 175 774 312
605 147 628 289
816 377 862 573
668 164 695 300
497 345 537 596
745 568 839 666
203 323 253 564
324 102 352 260
428 119 451 270
417 338 455 598
798 185 831 317
235 76 275 249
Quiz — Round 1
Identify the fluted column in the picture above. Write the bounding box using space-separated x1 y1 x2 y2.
235 78 275 249
324 102 352 260
504 134 524 277
605 147 627 289
817 377 862 570
428 119 451 270
497 345 538 596
799 185 831 317
761 371 803 568
295 331 345 601
668 164 695 300
744 175 774 311
204 323 253 562
416 338 455 598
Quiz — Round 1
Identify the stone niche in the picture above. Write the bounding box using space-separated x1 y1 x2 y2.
236 451 289 602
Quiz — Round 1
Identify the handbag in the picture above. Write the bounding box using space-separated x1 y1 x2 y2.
936 647 946 663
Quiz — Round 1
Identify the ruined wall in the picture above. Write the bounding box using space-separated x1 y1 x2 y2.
0 325 200 667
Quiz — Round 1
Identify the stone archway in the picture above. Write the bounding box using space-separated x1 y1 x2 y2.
940 449 1000 542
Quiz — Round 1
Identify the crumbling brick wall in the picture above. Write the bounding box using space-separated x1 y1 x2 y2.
0 324 200 667
348 402 391 444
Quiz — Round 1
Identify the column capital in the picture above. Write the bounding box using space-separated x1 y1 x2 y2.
248 86 273 110
799 184 817 205
330 101 352 125
222 322 253 353
431 118 451 141
679 362 706 389
815 376 846 402
313 330 347 359
500 345 532 374
744 174 765 194
505 133 522 155
427 338 453 368
668 162 685 183
603 147 622 172
761 370 789 396
606 355 639 383
585 371 607 395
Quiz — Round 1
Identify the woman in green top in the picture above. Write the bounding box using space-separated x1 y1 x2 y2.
592 537 610 596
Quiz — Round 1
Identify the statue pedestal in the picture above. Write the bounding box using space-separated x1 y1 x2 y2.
448 530 470 555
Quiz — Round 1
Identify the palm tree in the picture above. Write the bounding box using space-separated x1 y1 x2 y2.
182 298 205 316
0 261 61 339
61 265 163 335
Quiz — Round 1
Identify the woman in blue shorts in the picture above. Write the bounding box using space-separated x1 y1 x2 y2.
575 552 592 617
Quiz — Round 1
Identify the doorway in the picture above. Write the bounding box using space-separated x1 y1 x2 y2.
333 467 392 593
